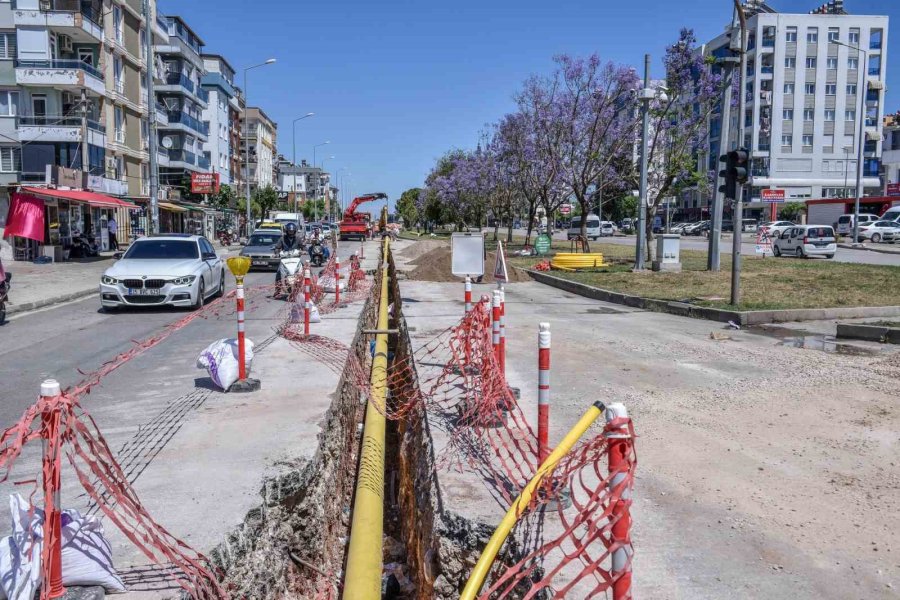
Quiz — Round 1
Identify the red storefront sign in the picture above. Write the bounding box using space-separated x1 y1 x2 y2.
761 188 785 202
191 173 220 195
887 183 900 197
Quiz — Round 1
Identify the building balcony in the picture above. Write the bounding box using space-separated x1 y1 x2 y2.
13 1 103 44
197 155 210 170
15 59 106 96
161 111 209 137
155 103 169 126
156 72 208 107
167 148 204 172
16 115 105 145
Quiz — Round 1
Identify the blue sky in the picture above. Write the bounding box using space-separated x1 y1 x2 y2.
164 0 897 206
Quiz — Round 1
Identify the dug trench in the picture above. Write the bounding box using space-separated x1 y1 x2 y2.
208 248 530 598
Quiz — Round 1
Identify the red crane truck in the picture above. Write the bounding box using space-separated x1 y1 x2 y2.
339 192 387 241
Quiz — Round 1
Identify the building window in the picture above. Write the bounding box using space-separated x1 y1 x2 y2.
113 5 123 43
782 134 793 146
804 109 815 121
786 27 797 43
847 83 857 95
806 57 817 68
827 28 839 43
848 57 859 70
785 57 796 68
868 55 881 76
845 109 856 121
825 109 835 121
805 83 815 94
114 107 124 143
784 82 795 94
0 146 20 172
0 31 15 60
870 29 882 50
807 28 818 43
803 135 814 147
0 90 19 116
849 29 860 45
113 56 123 92
139 29 146 61
825 83 837 95
783 108 794 120
826 57 838 70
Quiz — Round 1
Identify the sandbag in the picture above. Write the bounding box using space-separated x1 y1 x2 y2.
0 494 126 600
197 338 255 391
289 303 321 324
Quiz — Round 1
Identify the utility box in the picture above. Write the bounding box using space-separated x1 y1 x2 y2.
652 234 682 272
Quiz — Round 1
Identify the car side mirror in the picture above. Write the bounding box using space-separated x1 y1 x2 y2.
113 252 123 260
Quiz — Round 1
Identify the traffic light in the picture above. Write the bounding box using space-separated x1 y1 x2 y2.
718 148 750 200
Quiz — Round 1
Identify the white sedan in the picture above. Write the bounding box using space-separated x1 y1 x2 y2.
100 235 226 310
857 220 900 243
759 221 795 238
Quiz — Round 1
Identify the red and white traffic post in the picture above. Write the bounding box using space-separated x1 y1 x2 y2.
537 323 550 465
359 239 366 260
40 379 65 598
491 290 501 366
606 402 633 600
303 267 312 336
236 278 247 380
334 257 341 305
464 276 472 313
499 286 506 375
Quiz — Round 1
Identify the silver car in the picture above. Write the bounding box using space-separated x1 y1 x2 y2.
100 235 225 310
239 229 283 270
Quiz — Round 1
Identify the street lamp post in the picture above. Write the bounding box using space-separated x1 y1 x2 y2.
833 40 869 245
243 58 276 237
292 113 314 213
312 141 330 221
320 155 335 221
635 54 652 271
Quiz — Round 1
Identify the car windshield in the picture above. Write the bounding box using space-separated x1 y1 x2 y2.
875 221 895 227
838 216 851 223
806 227 834 238
124 240 199 260
249 234 279 246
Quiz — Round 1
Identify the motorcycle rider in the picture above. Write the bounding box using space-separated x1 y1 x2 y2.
308 228 331 265
274 223 303 291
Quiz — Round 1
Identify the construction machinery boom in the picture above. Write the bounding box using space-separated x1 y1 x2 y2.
339 192 387 241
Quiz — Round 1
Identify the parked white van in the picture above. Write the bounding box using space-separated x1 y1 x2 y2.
568 214 602 240
835 213 879 236
773 225 837 259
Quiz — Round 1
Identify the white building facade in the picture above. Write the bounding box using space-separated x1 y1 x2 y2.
701 0 889 219
200 54 235 185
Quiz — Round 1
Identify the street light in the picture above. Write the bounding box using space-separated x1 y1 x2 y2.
243 58 276 236
291 113 315 212
320 155 335 222
312 141 330 221
832 39 869 245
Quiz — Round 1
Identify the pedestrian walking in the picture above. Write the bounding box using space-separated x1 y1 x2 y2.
108 216 118 251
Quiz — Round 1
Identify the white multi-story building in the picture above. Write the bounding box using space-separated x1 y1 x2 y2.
201 54 236 184
242 106 276 190
698 0 889 220
883 113 900 192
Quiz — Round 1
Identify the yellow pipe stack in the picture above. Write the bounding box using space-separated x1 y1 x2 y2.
550 252 607 271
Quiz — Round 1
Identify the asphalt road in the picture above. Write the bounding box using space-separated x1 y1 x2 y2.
0 241 356 431
521 228 900 266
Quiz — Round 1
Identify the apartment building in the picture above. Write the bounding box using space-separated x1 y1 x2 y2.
883 112 900 192
698 0 889 219
230 87 244 193
104 0 150 198
154 15 209 187
241 106 276 191
200 54 236 185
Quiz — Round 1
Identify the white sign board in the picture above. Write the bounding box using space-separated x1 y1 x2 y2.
451 233 485 277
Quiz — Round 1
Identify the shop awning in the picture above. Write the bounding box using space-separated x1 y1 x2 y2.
158 202 188 213
21 187 136 209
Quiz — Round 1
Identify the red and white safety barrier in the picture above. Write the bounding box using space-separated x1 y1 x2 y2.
359 239 366 260
606 402 633 600
40 379 66 598
465 276 472 313
491 290 501 366
335 257 342 305
236 280 248 380
537 322 550 465
303 267 312 336
499 286 506 376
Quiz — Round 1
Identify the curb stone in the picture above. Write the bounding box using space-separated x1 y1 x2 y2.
836 243 900 256
7 287 97 316
525 269 900 325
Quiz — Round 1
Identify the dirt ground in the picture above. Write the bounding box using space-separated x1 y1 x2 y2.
403 243 531 283
397 240 900 599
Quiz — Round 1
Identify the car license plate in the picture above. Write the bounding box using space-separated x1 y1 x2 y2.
252 259 268 266
128 288 157 296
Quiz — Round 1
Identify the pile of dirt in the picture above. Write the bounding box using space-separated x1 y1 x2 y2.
406 245 531 283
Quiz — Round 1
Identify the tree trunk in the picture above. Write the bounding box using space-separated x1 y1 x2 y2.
493 222 499 241
507 219 513 243
525 202 536 246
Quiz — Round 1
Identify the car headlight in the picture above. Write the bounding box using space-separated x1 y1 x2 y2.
101 275 118 285
172 275 197 285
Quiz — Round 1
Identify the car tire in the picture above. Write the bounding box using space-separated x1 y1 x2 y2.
825 254 834 259
214 271 225 298
193 280 205 310
796 247 805 259
872 233 882 243
773 245 781 257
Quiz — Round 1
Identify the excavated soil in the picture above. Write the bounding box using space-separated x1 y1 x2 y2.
407 244 531 283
